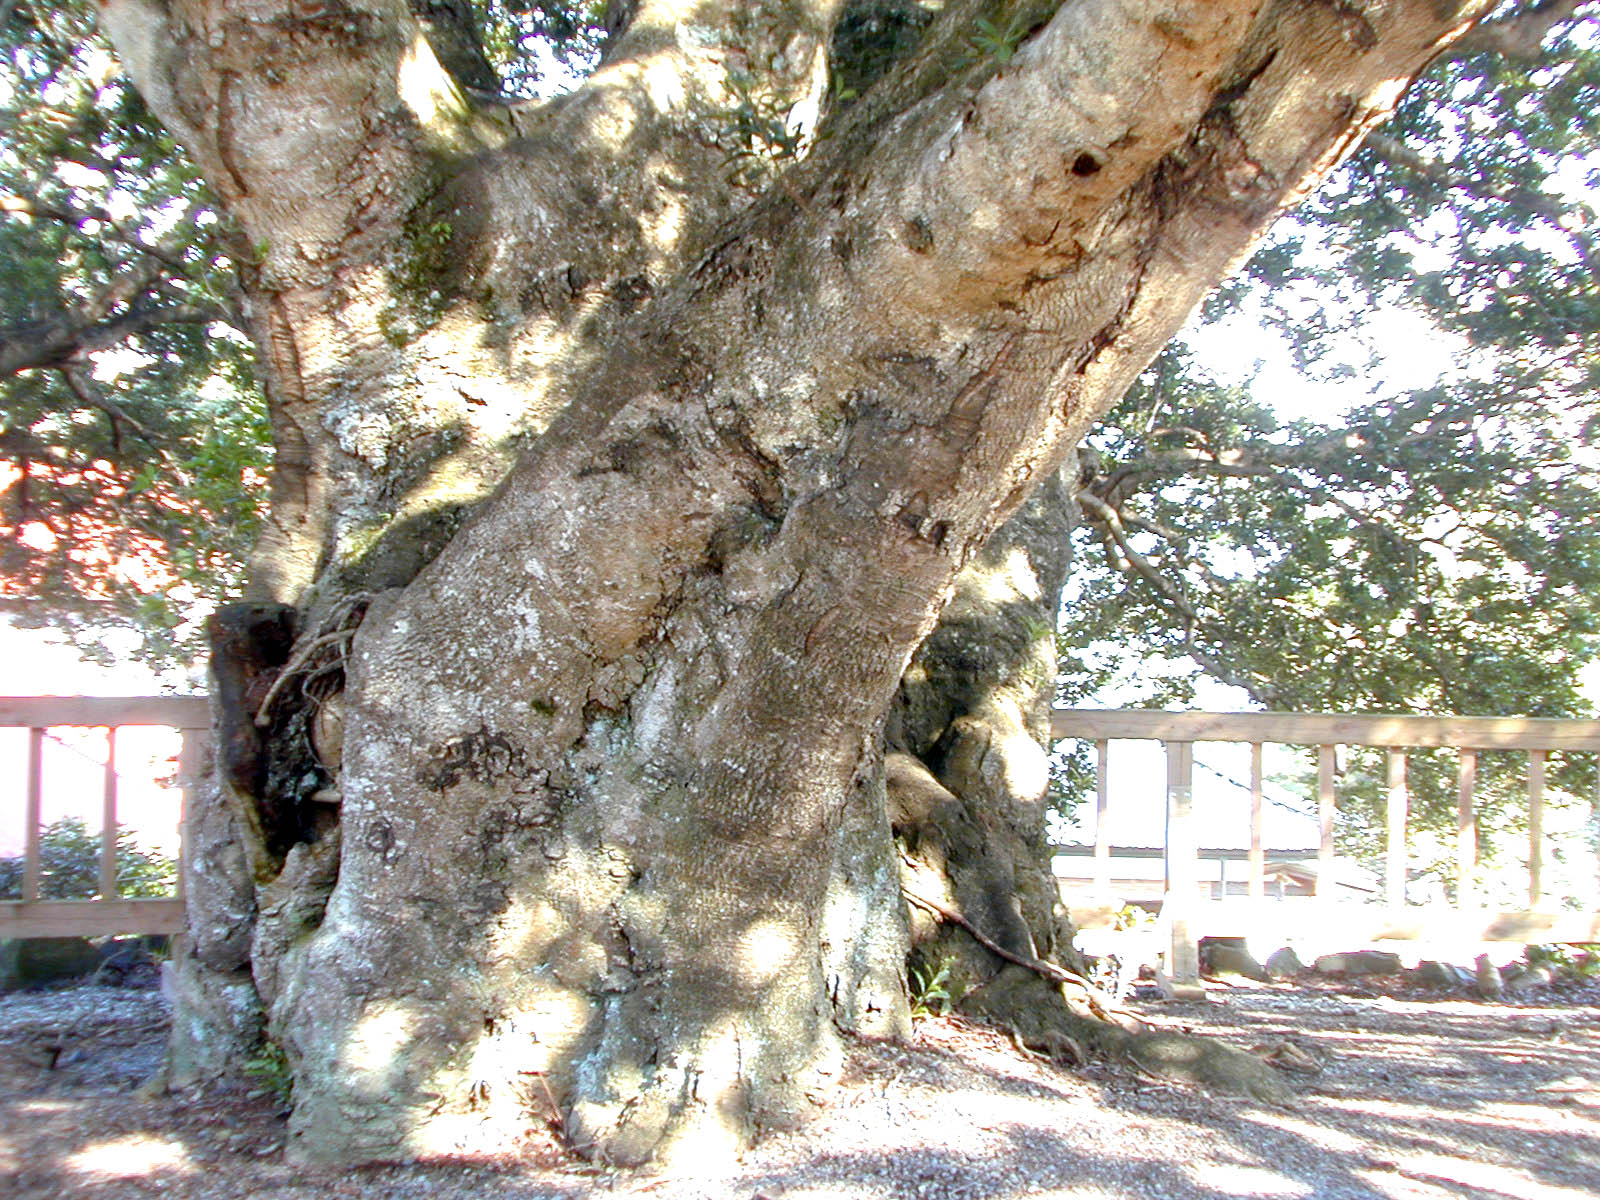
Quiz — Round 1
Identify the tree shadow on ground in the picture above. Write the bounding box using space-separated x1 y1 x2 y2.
3 982 1598 1199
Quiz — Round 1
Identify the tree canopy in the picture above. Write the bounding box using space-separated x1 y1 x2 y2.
0 0 268 661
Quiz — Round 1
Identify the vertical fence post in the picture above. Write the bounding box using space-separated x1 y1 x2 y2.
23 726 44 902
1318 745 1336 899
1527 748 1546 909
1386 750 1408 910
1093 739 1111 898
1248 742 1264 901
1165 740 1199 985
1457 748 1478 910
100 726 120 901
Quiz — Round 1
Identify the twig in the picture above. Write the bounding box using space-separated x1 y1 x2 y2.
518 1069 568 1139
901 885 1076 987
59 367 190 482
1075 490 1198 627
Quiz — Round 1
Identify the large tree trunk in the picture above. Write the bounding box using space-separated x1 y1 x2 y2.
100 0 1495 1167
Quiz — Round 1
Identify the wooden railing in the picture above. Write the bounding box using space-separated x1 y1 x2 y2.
1 696 209 939
7 696 1598 977
1050 709 1600 983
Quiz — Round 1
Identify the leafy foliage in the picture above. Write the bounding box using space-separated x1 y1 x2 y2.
1525 941 1600 978
474 0 608 97
0 816 176 899
1067 354 1600 719
243 1036 295 1105
907 952 956 1018
0 0 267 666
713 69 813 187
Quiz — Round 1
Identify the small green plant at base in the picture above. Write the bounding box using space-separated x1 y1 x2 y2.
908 953 957 1019
244 1037 293 1105
1526 943 1600 979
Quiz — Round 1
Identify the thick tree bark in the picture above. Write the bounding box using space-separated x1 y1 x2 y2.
99 0 1496 1167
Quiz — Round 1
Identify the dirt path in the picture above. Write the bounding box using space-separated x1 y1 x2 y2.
3 977 1597 1199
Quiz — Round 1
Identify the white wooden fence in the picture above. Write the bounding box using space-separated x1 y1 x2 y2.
1051 709 1600 983
7 697 1598 987
1 696 208 938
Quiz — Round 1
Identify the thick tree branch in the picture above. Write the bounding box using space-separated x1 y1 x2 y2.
0 191 230 378
1365 132 1600 277
1449 0 1590 60
0 298 234 378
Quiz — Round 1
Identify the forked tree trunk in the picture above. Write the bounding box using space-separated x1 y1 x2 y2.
100 0 1495 1167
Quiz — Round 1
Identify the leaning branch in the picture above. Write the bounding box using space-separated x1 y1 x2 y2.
58 367 188 483
1449 0 1591 61
0 301 233 378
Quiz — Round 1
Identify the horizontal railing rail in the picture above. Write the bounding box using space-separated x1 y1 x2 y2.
8 698 1597 976
1049 709 1600 751
2 695 208 940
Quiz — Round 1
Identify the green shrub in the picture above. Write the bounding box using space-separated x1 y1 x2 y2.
0 817 176 899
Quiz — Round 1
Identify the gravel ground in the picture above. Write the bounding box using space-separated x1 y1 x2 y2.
3 975 1597 1199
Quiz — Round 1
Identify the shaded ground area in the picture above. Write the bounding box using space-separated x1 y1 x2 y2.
2 973 1597 1199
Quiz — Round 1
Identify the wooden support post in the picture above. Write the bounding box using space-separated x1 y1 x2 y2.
1457 748 1478 910
1248 742 1264 900
1093 739 1111 898
23 727 44 902
100 726 119 901
1165 741 1200 986
1318 745 1336 899
1386 750 1407 910
1528 749 1546 909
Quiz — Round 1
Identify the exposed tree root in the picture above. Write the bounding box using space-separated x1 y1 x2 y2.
910 893 1296 1108
901 884 1143 1033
